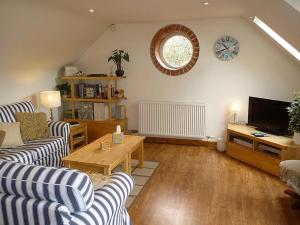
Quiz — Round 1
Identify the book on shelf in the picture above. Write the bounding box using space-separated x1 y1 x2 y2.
78 102 94 120
94 103 109 121
113 105 126 119
76 83 114 99
77 83 85 98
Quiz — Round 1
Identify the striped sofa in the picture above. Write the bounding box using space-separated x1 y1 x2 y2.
0 160 134 225
0 101 134 225
0 101 70 167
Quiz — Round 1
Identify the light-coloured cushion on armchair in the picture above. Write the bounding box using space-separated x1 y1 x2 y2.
15 112 49 142
280 160 300 194
0 131 5 146
0 122 24 148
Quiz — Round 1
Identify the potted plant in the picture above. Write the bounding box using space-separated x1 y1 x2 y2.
108 49 129 76
287 92 300 144
56 83 71 98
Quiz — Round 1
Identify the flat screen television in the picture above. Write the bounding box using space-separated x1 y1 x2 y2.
248 97 291 136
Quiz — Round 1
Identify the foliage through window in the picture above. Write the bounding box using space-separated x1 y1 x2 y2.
150 24 199 76
161 35 193 69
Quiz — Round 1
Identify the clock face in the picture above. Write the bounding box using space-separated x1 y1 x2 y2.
214 36 239 61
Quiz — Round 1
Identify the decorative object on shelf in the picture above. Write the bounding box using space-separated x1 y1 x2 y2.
76 71 85 76
214 36 239 61
56 83 71 98
231 101 240 124
113 125 124 144
117 89 125 98
78 102 94 120
287 92 300 145
65 66 78 76
87 74 107 77
84 85 97 98
40 91 61 122
108 49 129 77
100 141 111 151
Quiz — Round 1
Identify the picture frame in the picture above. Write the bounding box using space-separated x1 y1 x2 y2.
84 85 97 98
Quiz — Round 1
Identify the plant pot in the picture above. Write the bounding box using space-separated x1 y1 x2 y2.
115 69 124 77
294 132 300 145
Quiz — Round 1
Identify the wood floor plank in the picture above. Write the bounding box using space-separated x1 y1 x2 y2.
128 143 300 225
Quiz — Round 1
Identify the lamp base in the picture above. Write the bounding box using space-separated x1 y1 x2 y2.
50 108 54 122
233 112 238 124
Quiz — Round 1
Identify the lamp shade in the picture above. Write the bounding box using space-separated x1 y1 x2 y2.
40 91 61 108
231 101 240 113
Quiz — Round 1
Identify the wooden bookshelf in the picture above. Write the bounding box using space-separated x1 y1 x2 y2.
61 76 126 81
61 75 127 142
62 97 127 103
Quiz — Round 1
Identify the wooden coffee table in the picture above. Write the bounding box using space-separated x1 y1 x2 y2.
63 134 145 175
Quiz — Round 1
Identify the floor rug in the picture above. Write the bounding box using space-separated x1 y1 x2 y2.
113 160 159 208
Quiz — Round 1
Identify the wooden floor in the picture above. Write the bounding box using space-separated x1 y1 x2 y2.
128 143 300 225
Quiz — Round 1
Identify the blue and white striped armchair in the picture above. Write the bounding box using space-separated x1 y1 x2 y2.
0 160 134 225
0 101 70 166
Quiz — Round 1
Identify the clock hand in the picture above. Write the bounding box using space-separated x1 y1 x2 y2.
216 48 226 54
222 43 229 50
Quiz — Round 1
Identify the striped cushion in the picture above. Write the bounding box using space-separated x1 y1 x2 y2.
0 193 71 225
70 172 134 225
0 137 64 164
0 160 95 213
0 101 35 123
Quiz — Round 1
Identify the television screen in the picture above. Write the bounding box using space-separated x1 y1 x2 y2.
248 97 291 135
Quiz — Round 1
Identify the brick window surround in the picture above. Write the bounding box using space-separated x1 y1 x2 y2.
150 24 200 76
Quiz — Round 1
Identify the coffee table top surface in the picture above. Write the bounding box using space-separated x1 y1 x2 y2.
63 133 145 167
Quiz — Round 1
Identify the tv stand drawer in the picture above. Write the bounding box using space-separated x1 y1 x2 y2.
227 142 280 176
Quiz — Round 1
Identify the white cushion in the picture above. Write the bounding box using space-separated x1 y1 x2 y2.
280 160 300 194
0 122 24 148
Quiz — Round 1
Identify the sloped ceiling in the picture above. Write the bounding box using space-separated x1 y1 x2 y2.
243 0 300 51
0 0 299 80
0 0 108 80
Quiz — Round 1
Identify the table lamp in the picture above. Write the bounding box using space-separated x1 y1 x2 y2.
40 91 61 122
231 101 240 124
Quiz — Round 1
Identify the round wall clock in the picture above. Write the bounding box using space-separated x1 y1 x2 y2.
214 36 239 61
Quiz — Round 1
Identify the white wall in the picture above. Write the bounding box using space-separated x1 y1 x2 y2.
0 1 107 118
76 17 300 138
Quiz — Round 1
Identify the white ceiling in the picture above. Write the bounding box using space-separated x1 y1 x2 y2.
10 0 300 49
0 0 299 81
24 0 245 23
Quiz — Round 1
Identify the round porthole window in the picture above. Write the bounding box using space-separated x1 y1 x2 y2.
161 35 193 69
150 24 199 76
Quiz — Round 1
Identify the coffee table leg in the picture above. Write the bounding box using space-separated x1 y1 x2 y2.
104 167 111 176
64 161 70 168
138 141 144 168
123 155 131 175
128 153 132 175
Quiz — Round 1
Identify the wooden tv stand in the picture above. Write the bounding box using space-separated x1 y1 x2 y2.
226 124 300 177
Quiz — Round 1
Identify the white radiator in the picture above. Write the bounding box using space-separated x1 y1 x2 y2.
139 101 206 139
